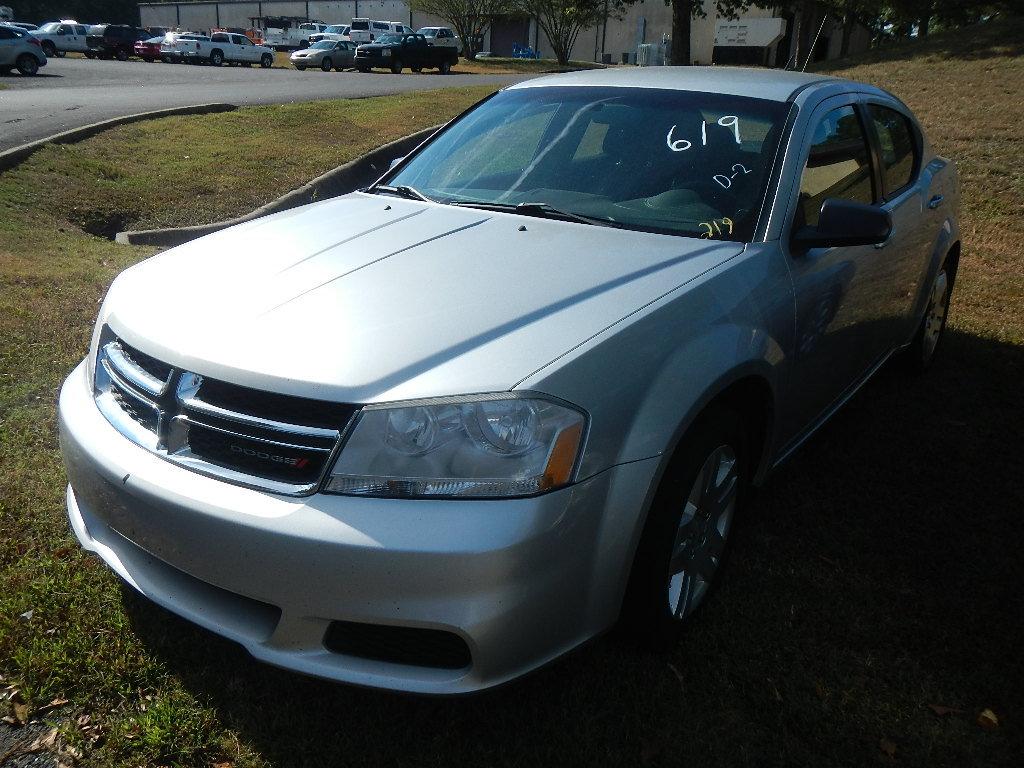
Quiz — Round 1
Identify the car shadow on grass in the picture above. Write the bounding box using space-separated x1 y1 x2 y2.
121 327 1024 767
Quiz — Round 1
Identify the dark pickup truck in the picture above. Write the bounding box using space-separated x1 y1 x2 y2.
355 33 457 74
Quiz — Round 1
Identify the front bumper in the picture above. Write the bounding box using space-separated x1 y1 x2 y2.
58 361 657 693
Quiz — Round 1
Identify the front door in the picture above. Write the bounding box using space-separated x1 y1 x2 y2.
778 96 894 448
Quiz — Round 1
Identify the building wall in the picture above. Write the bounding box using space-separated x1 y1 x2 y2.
139 0 870 62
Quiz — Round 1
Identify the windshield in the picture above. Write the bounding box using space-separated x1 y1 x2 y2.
418 28 438 36
324 25 345 33
311 40 334 49
376 34 402 44
37 22 58 32
386 87 790 241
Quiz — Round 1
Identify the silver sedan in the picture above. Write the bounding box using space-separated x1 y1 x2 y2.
290 39 356 71
59 67 961 694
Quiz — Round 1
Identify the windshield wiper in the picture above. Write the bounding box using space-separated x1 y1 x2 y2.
367 184 434 202
449 200 624 229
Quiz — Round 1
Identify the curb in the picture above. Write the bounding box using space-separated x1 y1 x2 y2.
0 103 238 173
115 125 442 248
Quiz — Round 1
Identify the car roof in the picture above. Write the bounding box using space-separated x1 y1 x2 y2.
508 66 841 102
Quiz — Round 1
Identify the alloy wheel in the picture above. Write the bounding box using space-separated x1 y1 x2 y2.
922 269 949 362
667 444 738 619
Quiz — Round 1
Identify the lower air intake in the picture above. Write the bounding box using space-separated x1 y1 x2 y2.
323 621 471 670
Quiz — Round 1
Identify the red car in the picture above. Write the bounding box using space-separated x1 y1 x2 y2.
134 36 164 62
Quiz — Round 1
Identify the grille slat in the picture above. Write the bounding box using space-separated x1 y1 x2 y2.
94 330 355 495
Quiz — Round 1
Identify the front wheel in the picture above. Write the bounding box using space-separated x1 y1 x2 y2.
210 50 223 66
115 47 129 61
390 58 402 74
41 41 56 57
356 66 369 73
321 57 332 72
621 408 747 649
142 56 153 63
438 59 451 75
55 49 67 58
16 54 40 76
260 53 273 68
85 51 96 59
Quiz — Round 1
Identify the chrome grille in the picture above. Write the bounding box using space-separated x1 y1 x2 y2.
93 331 357 495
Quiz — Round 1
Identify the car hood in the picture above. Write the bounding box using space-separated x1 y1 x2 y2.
103 193 743 404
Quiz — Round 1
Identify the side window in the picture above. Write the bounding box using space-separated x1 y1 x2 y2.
869 105 917 195
76 26 87 35
798 105 875 228
0 27 14 40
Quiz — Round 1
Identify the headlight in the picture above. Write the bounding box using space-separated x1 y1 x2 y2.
324 394 586 499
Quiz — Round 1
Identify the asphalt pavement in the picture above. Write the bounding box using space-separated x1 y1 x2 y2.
0 56 526 151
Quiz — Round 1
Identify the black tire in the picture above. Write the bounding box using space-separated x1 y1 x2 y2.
41 41 56 57
390 57 402 74
357 66 369 73
0 67 11 75
299 39 309 49
142 56 154 63
85 52 96 59
115 47 129 61
439 59 451 75
56 49 66 58
16 54 40 76
260 53 273 68
321 57 332 71
294 65 306 71
621 407 749 650
210 50 223 66
903 254 956 374
411 66 422 72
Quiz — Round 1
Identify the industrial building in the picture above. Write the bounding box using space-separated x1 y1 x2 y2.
137 1 871 66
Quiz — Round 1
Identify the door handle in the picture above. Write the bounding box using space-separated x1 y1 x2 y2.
927 194 944 210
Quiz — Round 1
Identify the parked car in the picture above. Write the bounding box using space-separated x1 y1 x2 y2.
417 26 460 50
86 24 150 60
290 39 356 71
194 31 274 67
32 20 89 57
348 18 389 43
160 32 209 63
8 22 38 31
134 35 164 62
0 22 46 74
59 67 961 695
307 24 349 44
355 33 457 73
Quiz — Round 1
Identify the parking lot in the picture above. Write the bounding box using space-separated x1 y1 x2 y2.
0 55 524 150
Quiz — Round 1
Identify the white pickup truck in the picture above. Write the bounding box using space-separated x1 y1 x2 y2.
188 31 275 67
262 21 328 50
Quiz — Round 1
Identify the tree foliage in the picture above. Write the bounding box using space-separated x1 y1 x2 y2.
410 0 516 59
514 0 629 64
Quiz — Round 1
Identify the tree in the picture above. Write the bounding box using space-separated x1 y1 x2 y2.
410 0 515 59
516 0 626 64
666 1 764 66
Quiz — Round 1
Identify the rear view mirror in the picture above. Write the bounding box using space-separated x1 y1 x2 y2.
793 198 892 250
389 156 405 170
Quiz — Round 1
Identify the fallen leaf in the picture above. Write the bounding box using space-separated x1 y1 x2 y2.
27 728 59 752
977 708 999 731
19 610 33 621
76 714 90 727
928 703 964 717
879 737 897 758
12 701 29 725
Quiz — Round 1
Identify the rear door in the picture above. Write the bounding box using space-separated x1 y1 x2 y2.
862 100 935 343
73 24 88 51
778 94 895 445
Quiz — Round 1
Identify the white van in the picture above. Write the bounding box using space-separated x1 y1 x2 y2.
349 18 389 43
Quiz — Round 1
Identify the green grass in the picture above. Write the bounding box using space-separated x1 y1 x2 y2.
2 21 1024 768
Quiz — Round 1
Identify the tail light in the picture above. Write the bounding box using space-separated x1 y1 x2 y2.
29 37 41 47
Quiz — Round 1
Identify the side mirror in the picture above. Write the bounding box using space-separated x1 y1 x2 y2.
793 198 892 250
389 156 405 170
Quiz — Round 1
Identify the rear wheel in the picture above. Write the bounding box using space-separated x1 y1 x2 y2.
321 57 332 71
260 53 273 68
357 66 368 73
142 56 154 63
438 59 451 74
115 47 129 61
16 54 39 76
55 49 66 58
411 65 422 72
903 256 956 373
210 50 224 66
41 41 56 57
622 407 748 648
390 57 402 74
85 51 96 59
294 65 306 71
